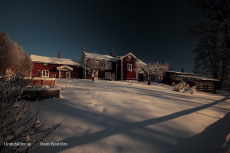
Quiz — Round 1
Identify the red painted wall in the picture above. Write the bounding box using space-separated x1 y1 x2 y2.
70 66 83 78
94 61 117 79
32 56 137 80
122 56 136 80
32 63 59 77
32 62 82 78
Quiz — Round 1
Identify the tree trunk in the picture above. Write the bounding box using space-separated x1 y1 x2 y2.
148 80 151 85
219 57 227 91
146 74 151 85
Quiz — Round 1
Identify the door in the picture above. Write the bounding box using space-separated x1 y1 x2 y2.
66 72 71 78
203 85 208 92
60 72 66 78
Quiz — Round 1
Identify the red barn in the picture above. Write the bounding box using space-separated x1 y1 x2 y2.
30 53 82 78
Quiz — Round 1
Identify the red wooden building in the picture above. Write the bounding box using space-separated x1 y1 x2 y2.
115 53 145 80
30 53 82 78
30 49 146 80
81 48 146 80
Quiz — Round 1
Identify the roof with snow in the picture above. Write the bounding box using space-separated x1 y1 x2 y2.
137 60 146 66
84 52 119 61
177 75 219 81
30 55 80 66
165 71 197 75
119 52 146 65
83 52 146 65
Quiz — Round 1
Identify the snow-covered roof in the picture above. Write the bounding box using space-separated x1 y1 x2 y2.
83 52 146 65
119 52 146 65
165 71 197 75
56 65 73 71
137 60 146 66
84 52 119 61
177 75 219 81
30 55 80 66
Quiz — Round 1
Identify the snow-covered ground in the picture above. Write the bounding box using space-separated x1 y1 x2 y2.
31 79 230 153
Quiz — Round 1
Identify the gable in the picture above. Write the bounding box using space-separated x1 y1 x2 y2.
123 54 136 61
120 52 146 65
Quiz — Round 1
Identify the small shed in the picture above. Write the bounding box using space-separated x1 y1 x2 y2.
177 75 219 93
162 71 197 85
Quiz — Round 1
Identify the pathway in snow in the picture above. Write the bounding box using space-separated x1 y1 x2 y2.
32 79 230 153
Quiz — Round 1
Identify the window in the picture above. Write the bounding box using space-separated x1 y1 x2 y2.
127 63 132 71
107 62 112 69
52 74 56 78
105 72 111 79
42 70 49 77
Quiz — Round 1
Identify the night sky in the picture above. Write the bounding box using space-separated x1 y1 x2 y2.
0 0 197 72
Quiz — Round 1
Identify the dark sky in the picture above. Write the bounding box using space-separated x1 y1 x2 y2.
0 0 197 72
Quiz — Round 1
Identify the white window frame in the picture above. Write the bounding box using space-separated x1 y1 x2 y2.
52 74 56 78
127 63 132 71
105 72 111 79
42 70 49 77
107 62 112 69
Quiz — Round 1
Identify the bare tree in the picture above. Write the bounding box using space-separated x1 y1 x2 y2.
81 58 111 81
192 33 221 78
0 31 32 76
188 0 230 42
137 61 170 85
0 73 64 152
188 0 230 90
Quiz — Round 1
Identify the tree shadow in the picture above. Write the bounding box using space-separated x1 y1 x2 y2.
34 96 228 153
171 111 230 153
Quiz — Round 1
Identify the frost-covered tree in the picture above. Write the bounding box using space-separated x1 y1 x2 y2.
0 74 64 152
81 58 111 81
0 31 32 76
137 61 170 85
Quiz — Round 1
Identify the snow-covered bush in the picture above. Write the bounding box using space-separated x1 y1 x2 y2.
0 74 64 152
173 82 197 94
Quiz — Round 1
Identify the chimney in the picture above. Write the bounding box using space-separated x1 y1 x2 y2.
57 51 61 58
83 48 86 52
182 67 184 73
111 52 115 57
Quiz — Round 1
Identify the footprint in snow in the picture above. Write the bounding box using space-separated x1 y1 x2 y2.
103 108 107 113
